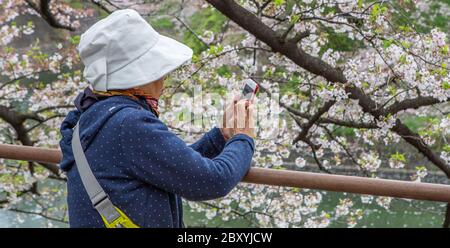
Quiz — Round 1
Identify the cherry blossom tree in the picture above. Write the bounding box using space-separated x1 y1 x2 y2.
0 0 91 225
1 0 449 227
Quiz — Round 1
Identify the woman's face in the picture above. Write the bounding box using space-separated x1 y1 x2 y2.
152 77 165 98
139 77 165 98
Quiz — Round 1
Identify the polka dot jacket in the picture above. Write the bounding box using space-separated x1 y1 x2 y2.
59 95 255 227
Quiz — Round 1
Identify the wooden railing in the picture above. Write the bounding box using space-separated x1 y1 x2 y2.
1 143 450 203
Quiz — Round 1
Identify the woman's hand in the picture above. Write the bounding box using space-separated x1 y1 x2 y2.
234 100 255 138
220 99 255 140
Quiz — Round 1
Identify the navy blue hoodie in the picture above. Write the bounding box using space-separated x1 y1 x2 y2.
59 95 255 227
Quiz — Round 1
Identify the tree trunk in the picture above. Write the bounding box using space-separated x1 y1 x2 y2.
444 203 450 228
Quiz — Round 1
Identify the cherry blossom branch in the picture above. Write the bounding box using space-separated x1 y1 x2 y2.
199 201 260 226
25 114 66 133
91 0 115 13
25 0 75 31
8 208 67 224
444 204 450 228
282 102 378 129
0 106 61 176
0 69 52 91
0 189 33 206
205 0 347 83
173 15 208 48
384 96 450 116
321 125 371 177
292 100 336 145
34 105 74 114
309 140 331 174
289 30 311 44
205 0 450 178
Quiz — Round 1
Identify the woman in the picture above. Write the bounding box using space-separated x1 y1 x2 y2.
59 9 255 227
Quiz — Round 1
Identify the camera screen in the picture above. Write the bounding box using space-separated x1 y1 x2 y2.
242 84 254 97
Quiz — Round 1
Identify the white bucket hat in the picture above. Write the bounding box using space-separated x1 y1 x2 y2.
77 9 193 91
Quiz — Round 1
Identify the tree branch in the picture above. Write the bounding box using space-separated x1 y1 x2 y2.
8 208 67 224
293 100 336 144
0 106 61 177
205 0 347 83
25 0 76 31
289 30 311 44
206 0 450 177
444 203 450 228
385 96 449 116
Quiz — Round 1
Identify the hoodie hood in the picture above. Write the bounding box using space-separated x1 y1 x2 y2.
59 96 149 171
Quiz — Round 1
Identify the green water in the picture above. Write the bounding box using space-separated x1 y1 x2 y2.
1 190 446 228
183 191 447 228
